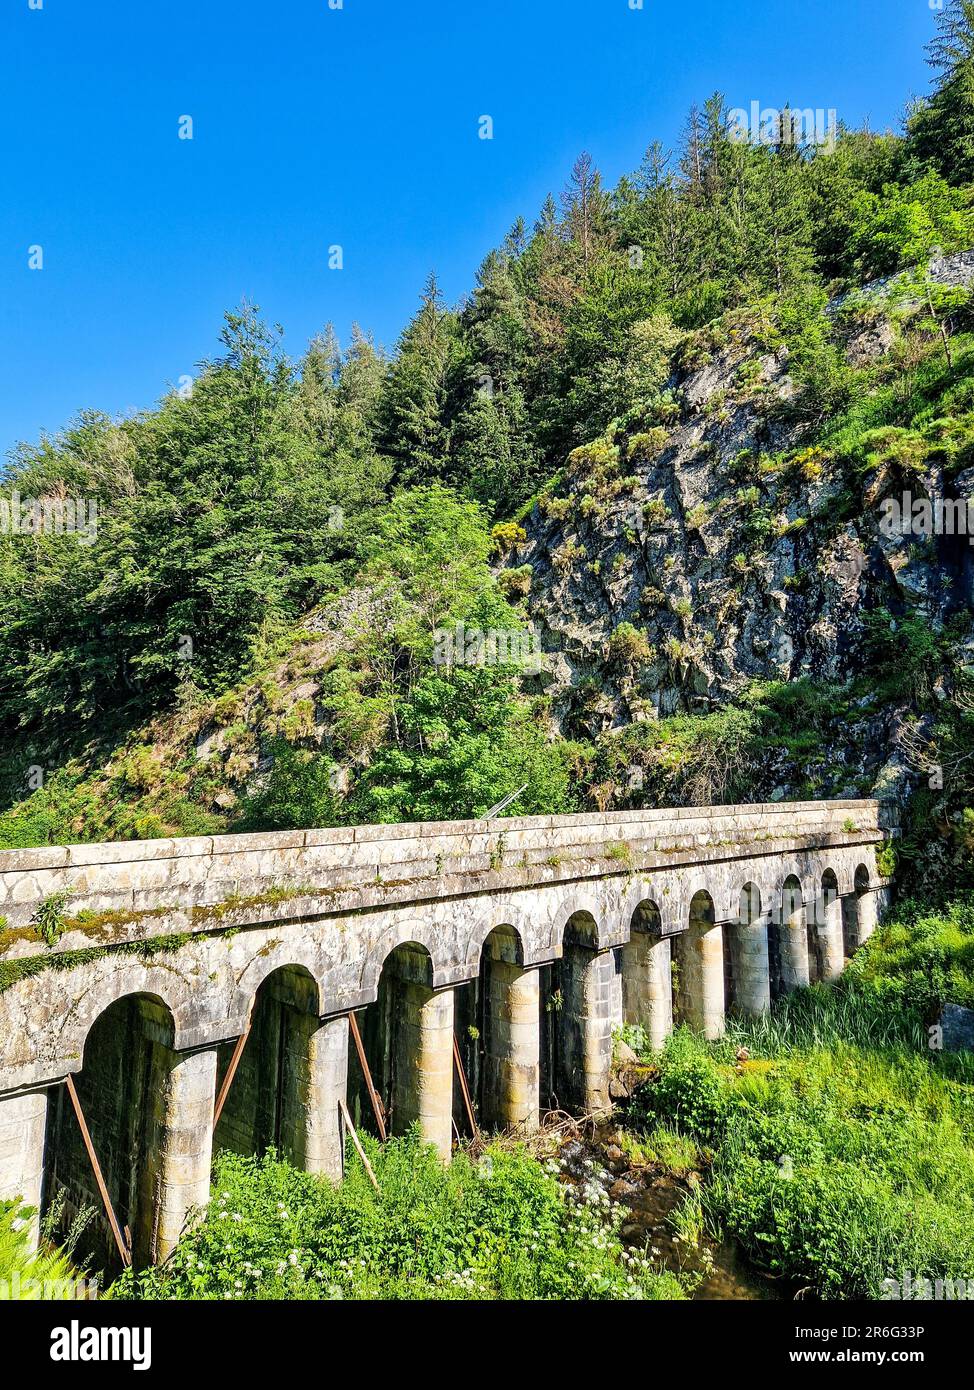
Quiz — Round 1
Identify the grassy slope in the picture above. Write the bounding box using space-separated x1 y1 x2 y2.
623 895 974 1299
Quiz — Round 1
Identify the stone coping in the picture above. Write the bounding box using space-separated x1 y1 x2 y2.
0 798 881 874
0 823 885 963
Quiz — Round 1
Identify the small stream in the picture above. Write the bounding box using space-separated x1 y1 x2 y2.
556 1129 783 1301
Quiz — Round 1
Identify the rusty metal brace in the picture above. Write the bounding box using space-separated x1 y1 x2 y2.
338 1098 380 1191
348 1011 387 1141
453 1035 478 1138
64 1074 132 1268
213 1020 252 1129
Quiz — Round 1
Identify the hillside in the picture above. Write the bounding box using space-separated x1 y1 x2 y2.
1 9 973 898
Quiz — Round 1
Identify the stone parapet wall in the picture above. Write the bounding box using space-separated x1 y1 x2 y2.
0 799 883 938
0 801 886 1097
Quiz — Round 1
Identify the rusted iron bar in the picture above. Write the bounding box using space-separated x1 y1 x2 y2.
212 1021 251 1129
65 1074 131 1268
338 1098 380 1191
452 1034 478 1138
348 1011 387 1141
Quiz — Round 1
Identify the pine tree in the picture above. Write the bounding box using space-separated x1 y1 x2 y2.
376 274 460 484
451 253 536 514
907 0 974 186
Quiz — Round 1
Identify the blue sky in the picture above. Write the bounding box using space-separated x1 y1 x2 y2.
0 0 938 459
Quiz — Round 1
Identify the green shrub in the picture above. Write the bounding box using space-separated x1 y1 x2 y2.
109 1135 685 1302
607 622 652 668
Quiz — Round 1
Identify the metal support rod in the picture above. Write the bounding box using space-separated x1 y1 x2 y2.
338 1098 380 1191
213 1022 251 1129
65 1074 131 1268
453 1034 478 1138
348 1011 387 1141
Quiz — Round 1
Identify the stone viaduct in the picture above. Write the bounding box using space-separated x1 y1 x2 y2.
0 799 890 1268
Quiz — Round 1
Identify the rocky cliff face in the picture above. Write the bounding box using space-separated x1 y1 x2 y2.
509 256 974 815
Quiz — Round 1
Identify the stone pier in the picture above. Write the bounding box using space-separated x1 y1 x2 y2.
622 929 673 1047
678 900 725 1040
482 963 540 1134
392 983 454 1160
559 947 622 1114
817 895 846 983
0 1089 47 1249
731 915 772 1017
287 1014 348 1181
147 1045 218 1264
779 883 811 993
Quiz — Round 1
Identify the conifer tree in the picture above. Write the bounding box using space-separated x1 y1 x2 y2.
908 0 974 187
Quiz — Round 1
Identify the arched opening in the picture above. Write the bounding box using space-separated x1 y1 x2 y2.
214 964 322 1165
852 863 876 948
816 868 844 983
672 891 724 1039
730 882 770 1017
350 942 453 1158
540 911 620 1113
770 875 807 998
468 925 538 1134
621 900 672 1050
43 992 177 1274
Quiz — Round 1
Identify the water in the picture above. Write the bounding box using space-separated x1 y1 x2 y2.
557 1130 783 1301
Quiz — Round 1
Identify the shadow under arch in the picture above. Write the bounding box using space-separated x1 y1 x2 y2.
43 990 178 1275
769 873 807 999
672 890 725 1039
849 861 878 950
620 898 672 1050
350 941 454 1154
214 962 323 1168
455 923 536 1134
539 909 620 1113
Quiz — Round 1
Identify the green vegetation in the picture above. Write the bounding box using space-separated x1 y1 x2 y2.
624 896 974 1299
110 1133 684 1302
0 1198 89 1300
2 7 974 848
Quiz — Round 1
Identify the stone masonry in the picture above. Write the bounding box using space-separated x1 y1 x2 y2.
0 799 890 1262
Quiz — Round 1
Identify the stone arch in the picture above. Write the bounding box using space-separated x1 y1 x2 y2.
53 961 195 1070
819 866 840 925
562 908 601 949
360 919 441 1003
772 867 808 919
462 908 529 976
673 890 724 1039
629 897 663 935
231 946 326 1031
738 880 763 924
43 988 183 1272
549 896 605 953
621 897 672 1050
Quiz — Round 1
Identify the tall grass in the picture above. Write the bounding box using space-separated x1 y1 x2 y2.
623 896 974 1298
